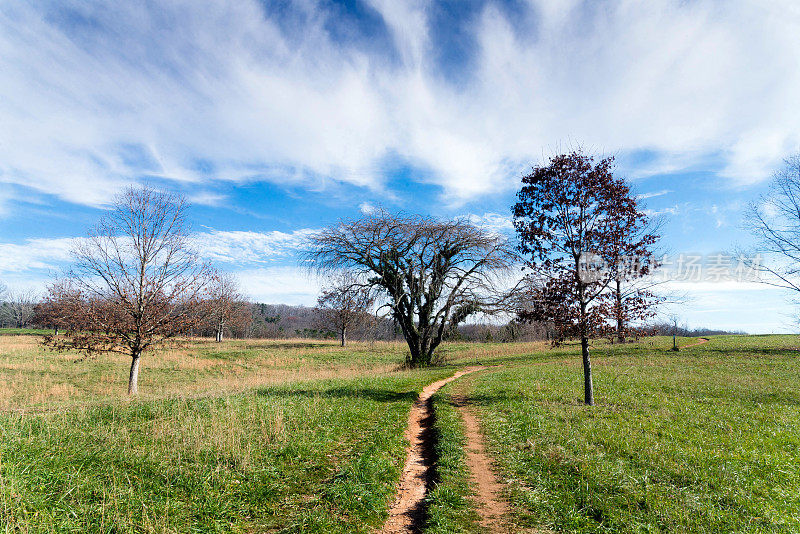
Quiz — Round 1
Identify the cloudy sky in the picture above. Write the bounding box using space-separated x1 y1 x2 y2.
1 0 799 332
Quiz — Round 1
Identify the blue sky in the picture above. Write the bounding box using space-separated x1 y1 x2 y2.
1 0 799 333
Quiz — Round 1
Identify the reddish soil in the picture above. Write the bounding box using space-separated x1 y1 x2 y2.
381 367 484 534
682 337 710 348
450 393 510 533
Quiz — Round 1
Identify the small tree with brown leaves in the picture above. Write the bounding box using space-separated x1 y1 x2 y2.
206 273 250 342
34 279 83 335
43 186 211 395
307 211 515 366
513 151 648 405
316 273 375 346
606 213 663 343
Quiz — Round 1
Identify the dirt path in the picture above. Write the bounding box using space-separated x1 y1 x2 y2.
683 337 709 348
450 391 510 533
381 367 484 534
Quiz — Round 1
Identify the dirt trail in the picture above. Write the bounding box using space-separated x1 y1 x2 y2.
683 337 709 348
381 367 484 534
450 392 510 533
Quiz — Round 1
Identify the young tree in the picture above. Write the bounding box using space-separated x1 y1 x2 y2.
606 215 662 343
307 211 516 366
206 273 250 342
43 186 211 395
316 273 375 346
34 279 83 335
513 151 645 405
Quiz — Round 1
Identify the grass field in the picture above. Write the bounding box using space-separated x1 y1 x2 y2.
434 335 800 533
0 334 460 532
2 332 800 532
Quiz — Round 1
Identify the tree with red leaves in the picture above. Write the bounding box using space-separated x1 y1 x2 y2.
606 212 663 343
513 151 655 405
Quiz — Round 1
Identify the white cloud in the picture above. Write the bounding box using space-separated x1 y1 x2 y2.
644 205 680 217
359 202 378 215
466 212 514 233
0 237 75 273
196 228 316 264
188 192 228 207
1 1 799 208
636 189 673 200
234 266 321 305
0 228 317 277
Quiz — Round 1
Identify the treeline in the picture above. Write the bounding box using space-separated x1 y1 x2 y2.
4 298 743 341
647 322 746 337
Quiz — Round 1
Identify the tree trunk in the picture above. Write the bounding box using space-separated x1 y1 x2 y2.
579 284 594 406
340 326 346 347
616 279 624 344
128 352 141 395
216 318 224 342
581 335 594 405
405 334 423 367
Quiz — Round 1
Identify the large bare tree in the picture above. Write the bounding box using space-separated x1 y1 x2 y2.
316 272 376 346
44 186 211 395
745 155 800 294
307 211 515 366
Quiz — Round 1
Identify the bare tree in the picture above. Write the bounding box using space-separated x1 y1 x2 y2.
307 211 516 366
745 155 800 294
316 272 375 346
43 186 211 395
7 288 38 328
206 273 250 342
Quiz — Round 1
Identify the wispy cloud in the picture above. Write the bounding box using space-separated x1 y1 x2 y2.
0 228 317 286
0 237 78 274
1 1 799 208
636 189 673 200
466 212 514 234
196 228 316 264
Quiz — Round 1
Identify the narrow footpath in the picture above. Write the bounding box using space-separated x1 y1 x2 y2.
381 367 484 533
450 391 510 533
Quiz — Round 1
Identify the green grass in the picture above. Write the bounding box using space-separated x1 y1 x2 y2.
0 327 51 336
0 370 455 532
455 335 800 532
4 334 800 532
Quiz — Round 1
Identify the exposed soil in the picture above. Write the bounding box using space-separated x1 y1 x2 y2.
682 337 710 348
450 392 510 533
381 367 484 533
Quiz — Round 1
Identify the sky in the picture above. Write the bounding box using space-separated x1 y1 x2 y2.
1 0 800 333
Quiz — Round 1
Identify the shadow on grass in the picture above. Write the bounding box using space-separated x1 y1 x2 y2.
255 386 420 403
243 341 336 350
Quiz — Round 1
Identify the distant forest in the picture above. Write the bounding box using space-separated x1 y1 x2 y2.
1 300 746 342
